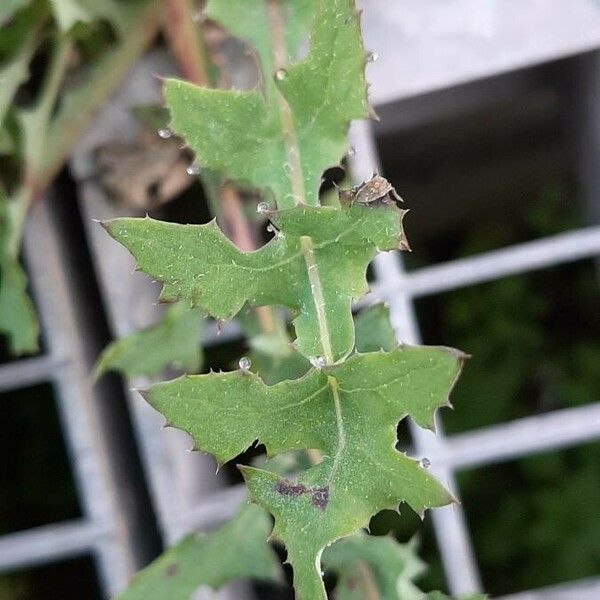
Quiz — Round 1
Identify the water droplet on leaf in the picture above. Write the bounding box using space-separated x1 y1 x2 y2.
367 51 379 63
419 457 431 469
157 128 172 139
239 356 251 371
257 202 270 214
309 356 326 368
275 68 288 81
347 146 356 156
186 162 200 176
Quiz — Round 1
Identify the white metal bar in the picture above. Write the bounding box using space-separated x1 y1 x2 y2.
349 120 483 595
0 520 104 573
201 319 243 348
24 204 131 597
499 577 600 600
180 485 248 534
402 226 600 298
442 402 600 470
0 355 67 393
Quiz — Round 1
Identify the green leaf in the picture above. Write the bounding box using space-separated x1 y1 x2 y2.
103 203 407 363
165 0 368 208
115 503 282 600
355 304 397 353
94 303 204 380
0 192 39 355
0 0 30 27
247 303 396 386
426 593 487 600
143 346 463 599
49 0 126 34
323 532 425 600
0 7 45 126
0 255 39 354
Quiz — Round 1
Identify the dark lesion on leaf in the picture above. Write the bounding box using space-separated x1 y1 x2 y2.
165 563 179 577
274 479 330 510
311 486 329 509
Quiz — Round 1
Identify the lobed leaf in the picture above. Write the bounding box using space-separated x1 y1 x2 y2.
103 202 407 363
165 0 368 208
95 303 204 380
115 503 281 600
143 345 464 599
323 532 425 600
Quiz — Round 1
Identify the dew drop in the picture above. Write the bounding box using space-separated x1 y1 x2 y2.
257 201 270 214
347 146 356 156
186 162 200 176
266 223 276 234
192 10 205 23
309 356 326 369
157 128 172 139
367 51 379 63
239 356 252 371
275 68 288 81
419 457 431 469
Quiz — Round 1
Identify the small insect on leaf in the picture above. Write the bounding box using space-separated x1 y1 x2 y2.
339 173 403 207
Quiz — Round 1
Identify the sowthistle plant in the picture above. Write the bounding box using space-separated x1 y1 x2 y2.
102 1 486 599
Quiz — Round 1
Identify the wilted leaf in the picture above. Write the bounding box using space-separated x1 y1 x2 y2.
115 503 281 600
323 532 425 600
165 0 368 208
144 346 463 599
103 203 407 363
95 303 204 380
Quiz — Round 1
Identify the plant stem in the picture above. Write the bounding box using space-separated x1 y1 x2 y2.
162 2 280 335
7 0 162 255
220 184 276 333
356 560 381 600
40 1 161 192
21 33 73 188
266 0 305 207
300 235 333 363
163 0 210 85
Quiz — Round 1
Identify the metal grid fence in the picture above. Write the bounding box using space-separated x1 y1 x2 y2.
0 201 134 597
1 4 599 598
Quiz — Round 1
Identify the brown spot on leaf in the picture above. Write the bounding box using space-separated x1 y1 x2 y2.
311 486 329 509
275 479 308 497
274 479 329 509
165 563 179 577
